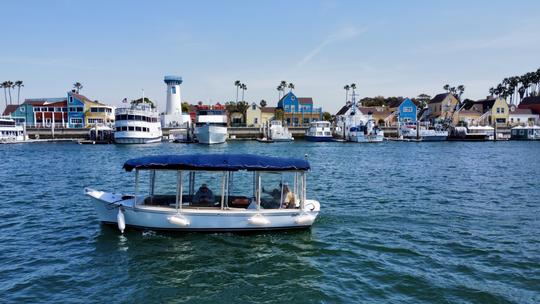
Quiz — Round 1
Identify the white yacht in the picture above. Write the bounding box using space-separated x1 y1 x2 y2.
450 126 494 141
85 154 320 233
0 116 27 143
267 120 294 142
114 103 162 144
305 121 333 142
194 106 227 144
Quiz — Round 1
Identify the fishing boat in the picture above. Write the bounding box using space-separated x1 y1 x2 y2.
305 121 333 142
267 120 294 142
194 105 227 144
78 124 114 144
85 154 320 232
0 116 27 143
114 102 162 144
347 112 384 143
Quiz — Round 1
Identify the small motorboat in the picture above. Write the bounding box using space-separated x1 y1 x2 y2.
85 154 320 233
256 137 274 143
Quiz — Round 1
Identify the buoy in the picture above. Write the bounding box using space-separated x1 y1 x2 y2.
248 214 270 226
295 213 315 225
117 208 126 233
167 215 190 227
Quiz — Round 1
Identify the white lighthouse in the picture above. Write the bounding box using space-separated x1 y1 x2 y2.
162 75 188 127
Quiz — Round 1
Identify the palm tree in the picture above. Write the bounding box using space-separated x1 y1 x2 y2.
443 84 450 92
181 102 190 113
280 80 287 98
240 83 247 101
14 80 24 104
343 84 350 102
277 85 283 100
225 101 237 127
234 80 241 102
1 81 8 108
260 99 267 107
457 85 465 100
73 82 83 93
287 82 295 92
236 101 250 125
5 81 13 104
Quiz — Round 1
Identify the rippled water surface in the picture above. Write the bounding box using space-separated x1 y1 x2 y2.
1 141 539 303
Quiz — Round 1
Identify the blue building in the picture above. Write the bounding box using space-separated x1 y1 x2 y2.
277 92 322 125
397 98 417 123
67 91 85 128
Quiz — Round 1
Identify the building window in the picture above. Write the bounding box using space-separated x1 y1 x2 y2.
403 107 413 113
252 104 256 110
20 107 25 112
254 118 258 124
88 118 104 124
172 86 176 94
496 108 500 113
70 118 83 124
501 108 505 113
69 97 73 103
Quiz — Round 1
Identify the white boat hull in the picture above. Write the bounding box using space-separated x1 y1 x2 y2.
196 125 227 144
86 189 320 232
349 133 384 143
114 134 162 144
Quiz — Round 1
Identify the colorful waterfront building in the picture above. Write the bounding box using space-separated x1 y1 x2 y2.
246 102 275 127
470 97 509 126
518 96 540 115
396 98 417 123
277 92 322 126
4 98 68 127
509 105 539 126
68 92 115 126
427 93 460 123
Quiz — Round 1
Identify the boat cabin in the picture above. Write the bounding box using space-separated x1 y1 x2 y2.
122 154 310 212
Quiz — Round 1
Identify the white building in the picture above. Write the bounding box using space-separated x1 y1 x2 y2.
161 75 190 127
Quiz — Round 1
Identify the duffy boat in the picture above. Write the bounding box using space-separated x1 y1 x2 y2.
85 154 320 233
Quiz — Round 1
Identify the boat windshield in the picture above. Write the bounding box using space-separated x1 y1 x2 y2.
134 169 306 210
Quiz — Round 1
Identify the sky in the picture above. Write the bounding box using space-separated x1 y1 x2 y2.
1 0 540 113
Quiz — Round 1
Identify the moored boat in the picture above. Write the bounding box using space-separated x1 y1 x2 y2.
0 115 27 143
85 154 320 232
510 125 540 140
305 121 334 142
114 102 162 144
194 105 227 144
267 120 294 142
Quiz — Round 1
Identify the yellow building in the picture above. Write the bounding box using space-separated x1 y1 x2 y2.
246 103 275 127
470 97 509 126
428 93 459 122
73 93 115 126
455 109 483 126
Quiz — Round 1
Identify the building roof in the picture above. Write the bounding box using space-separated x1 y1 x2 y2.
335 104 350 116
2 105 19 116
298 97 313 105
473 97 497 111
510 108 534 115
429 93 450 104
71 92 109 106
23 97 67 106
261 107 276 113
520 96 540 105
123 154 310 172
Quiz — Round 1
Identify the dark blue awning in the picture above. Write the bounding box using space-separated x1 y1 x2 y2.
123 154 310 172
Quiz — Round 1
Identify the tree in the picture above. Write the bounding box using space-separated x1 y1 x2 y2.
234 80 241 102
443 84 450 92
288 82 295 92
1 81 8 108
457 85 465 100
343 84 350 103
416 93 431 109
274 108 284 123
259 99 267 107
5 81 14 104
73 82 83 93
240 83 247 101
14 80 23 104
236 101 250 124
181 102 190 113
322 111 332 121
225 101 237 126
276 85 283 100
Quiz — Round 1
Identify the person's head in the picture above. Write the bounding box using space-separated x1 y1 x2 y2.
200 183 208 192
283 185 289 193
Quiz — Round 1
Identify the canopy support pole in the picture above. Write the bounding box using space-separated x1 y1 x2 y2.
220 171 226 210
176 171 183 212
134 169 139 208
301 172 306 210
256 172 261 211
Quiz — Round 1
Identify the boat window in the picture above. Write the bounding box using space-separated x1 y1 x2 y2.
259 172 300 209
128 126 135 131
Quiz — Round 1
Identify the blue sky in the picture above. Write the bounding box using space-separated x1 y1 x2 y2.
1 0 540 113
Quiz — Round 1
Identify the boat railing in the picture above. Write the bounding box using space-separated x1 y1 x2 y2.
115 107 158 116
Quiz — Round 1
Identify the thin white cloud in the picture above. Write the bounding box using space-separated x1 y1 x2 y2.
297 26 367 67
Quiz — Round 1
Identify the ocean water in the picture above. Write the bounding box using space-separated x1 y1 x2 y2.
0 141 539 303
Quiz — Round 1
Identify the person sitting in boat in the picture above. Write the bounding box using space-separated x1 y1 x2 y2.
282 185 296 209
193 183 215 206
261 183 282 209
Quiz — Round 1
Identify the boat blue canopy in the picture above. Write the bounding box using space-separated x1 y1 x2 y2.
123 154 310 172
